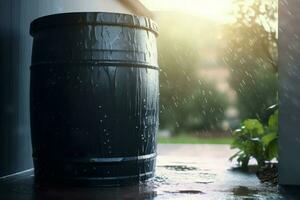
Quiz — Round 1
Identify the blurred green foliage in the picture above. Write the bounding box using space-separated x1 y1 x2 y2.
159 134 233 144
156 0 278 134
222 0 278 120
157 13 228 133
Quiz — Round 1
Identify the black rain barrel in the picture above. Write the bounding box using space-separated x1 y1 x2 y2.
29 12 159 186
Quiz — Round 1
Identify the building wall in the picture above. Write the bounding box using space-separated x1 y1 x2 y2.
0 0 33 177
279 0 300 185
0 0 133 177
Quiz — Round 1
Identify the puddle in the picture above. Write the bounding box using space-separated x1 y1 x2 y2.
195 181 213 184
160 165 198 171
230 186 258 197
150 154 284 199
149 159 219 199
224 184 283 199
165 189 205 194
151 175 168 184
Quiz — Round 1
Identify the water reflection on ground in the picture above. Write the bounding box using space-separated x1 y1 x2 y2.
2 144 299 200
152 144 282 199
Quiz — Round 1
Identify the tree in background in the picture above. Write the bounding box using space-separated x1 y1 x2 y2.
221 0 278 120
157 12 228 133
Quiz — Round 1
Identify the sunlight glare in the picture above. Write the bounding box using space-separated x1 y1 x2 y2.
140 0 235 23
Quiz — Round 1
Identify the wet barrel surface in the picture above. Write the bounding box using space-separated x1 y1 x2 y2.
30 12 159 186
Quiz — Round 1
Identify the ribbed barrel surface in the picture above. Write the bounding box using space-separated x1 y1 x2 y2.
30 12 159 186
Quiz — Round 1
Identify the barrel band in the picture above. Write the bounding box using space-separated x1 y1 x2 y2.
30 61 159 70
33 152 156 164
64 171 154 181
30 12 158 36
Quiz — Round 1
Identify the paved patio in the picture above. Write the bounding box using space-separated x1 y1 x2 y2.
1 144 299 199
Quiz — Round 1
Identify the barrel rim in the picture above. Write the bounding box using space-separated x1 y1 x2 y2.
30 12 159 36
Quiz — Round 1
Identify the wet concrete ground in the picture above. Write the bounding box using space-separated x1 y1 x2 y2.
1 144 300 200
155 144 281 199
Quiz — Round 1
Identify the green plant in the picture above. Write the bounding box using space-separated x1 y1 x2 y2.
230 108 278 169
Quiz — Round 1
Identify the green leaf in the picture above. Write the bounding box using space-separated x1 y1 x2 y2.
239 155 250 169
265 139 278 160
262 132 277 146
268 110 278 132
229 151 242 161
233 128 242 135
232 128 244 137
243 140 260 158
243 119 264 135
250 137 260 142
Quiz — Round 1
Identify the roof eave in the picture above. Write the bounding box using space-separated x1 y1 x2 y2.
119 0 154 19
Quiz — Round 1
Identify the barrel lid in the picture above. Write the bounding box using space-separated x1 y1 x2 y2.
30 12 158 37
